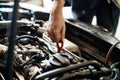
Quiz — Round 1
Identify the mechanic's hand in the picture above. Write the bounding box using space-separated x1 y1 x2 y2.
47 10 66 43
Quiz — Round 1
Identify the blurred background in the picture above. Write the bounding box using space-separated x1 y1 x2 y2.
11 0 120 40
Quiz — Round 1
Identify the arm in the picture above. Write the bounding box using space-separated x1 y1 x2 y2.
47 0 66 43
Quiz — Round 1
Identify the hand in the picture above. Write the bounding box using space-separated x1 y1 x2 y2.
47 11 66 43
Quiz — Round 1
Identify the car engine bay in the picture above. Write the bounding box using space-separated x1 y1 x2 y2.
0 1 120 80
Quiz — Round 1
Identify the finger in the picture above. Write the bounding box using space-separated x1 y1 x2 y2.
56 40 63 53
61 25 66 41
52 29 61 42
47 29 56 42
47 26 60 42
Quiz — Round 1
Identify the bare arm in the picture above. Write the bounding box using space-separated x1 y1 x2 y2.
47 0 66 43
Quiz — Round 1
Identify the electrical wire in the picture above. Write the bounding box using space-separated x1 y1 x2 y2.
105 40 120 68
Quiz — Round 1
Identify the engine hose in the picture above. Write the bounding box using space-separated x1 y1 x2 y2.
58 67 111 80
34 60 101 80
105 41 120 68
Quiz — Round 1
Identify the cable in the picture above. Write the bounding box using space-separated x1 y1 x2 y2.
5 0 20 80
105 40 120 68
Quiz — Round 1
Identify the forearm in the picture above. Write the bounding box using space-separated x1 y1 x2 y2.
50 0 66 15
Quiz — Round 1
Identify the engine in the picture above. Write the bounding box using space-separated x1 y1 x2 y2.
0 2 120 80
